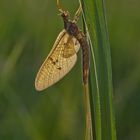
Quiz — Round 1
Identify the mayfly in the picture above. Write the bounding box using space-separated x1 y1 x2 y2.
35 1 92 139
35 0 89 91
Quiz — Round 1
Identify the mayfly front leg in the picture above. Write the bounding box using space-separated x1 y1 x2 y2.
56 0 65 13
56 0 69 15
73 4 82 23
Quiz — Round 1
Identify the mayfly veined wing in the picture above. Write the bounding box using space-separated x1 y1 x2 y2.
35 0 89 91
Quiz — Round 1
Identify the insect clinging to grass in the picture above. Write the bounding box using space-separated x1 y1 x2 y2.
35 0 89 91
35 1 92 139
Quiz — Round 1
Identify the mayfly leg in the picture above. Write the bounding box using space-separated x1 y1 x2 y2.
73 4 82 23
56 0 65 13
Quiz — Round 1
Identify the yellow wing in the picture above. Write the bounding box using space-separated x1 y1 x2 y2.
35 29 80 91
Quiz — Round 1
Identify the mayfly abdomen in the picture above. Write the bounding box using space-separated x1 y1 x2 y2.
76 32 89 84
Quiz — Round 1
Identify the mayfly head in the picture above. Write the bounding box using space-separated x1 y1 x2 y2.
60 11 69 20
56 0 81 36
56 0 69 20
56 0 82 22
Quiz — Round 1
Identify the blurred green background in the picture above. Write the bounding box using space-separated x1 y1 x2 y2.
0 0 139 140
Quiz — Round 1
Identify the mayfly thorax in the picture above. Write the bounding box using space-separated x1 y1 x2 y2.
35 0 89 91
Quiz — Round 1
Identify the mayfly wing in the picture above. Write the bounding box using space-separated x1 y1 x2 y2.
35 29 80 91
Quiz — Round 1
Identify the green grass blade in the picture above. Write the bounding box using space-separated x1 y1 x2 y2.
80 0 117 140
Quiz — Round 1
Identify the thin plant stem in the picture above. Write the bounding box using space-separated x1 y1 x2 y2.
83 83 93 140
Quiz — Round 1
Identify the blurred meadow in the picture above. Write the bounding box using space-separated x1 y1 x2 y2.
0 0 140 140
